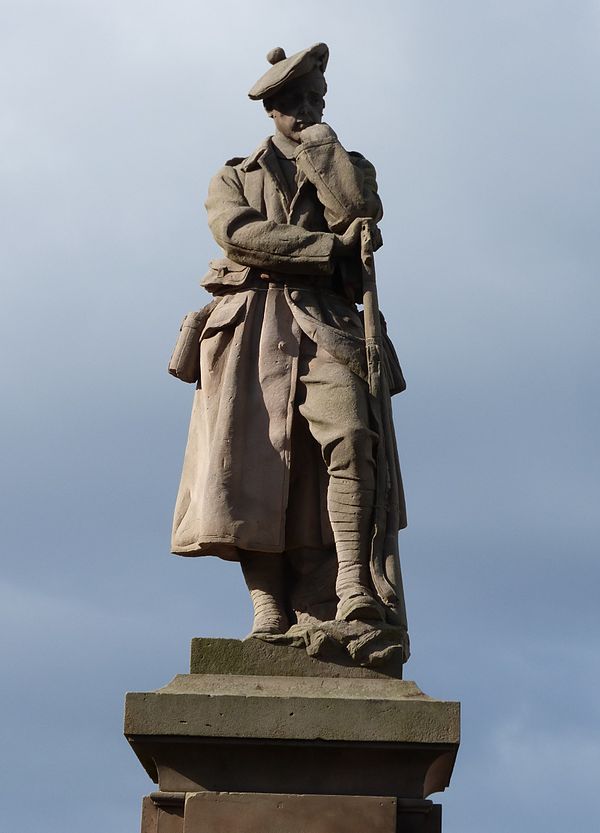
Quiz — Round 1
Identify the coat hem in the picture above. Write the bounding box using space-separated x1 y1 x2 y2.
171 534 286 562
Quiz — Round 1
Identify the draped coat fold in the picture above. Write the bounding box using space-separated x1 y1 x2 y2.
171 124 406 562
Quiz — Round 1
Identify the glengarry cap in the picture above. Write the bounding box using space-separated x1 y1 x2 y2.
248 43 329 101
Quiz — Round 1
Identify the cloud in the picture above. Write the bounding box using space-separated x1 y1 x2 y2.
1 2 599 831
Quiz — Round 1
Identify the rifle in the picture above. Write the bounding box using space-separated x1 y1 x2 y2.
360 220 409 632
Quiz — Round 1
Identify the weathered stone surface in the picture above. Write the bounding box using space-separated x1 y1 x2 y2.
139 790 443 833
141 793 185 833
127 39 461 833
170 41 410 668
183 792 397 833
126 673 459 744
190 636 403 679
125 671 459 799
136 737 456 798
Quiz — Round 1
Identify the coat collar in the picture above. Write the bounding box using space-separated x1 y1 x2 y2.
241 136 297 205
240 137 272 172
240 135 310 215
271 131 299 160
241 135 299 170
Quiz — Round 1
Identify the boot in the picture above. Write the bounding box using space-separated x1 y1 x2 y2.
240 552 289 636
335 560 383 623
328 486 383 623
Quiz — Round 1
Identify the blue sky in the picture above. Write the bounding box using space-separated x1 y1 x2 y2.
1 1 599 831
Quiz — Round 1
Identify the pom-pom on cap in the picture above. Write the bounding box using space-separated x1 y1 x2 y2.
267 47 286 65
248 42 329 101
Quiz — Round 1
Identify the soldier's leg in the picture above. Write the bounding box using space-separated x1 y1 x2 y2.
240 552 289 636
296 338 382 622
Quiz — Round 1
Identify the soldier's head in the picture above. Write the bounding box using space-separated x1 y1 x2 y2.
263 73 326 142
248 44 328 143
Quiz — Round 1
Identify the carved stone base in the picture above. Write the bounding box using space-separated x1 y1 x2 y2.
141 791 442 833
126 639 459 832
251 617 408 669
141 792 184 833
190 635 405 679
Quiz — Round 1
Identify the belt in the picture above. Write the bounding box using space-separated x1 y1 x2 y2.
226 271 339 295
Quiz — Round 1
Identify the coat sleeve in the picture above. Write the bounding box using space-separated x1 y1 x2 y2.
295 123 384 233
205 165 337 276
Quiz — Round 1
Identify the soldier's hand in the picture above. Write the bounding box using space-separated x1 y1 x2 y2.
371 224 383 251
299 122 337 143
333 217 363 256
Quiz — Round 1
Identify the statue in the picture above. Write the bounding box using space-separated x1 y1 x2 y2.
169 43 409 667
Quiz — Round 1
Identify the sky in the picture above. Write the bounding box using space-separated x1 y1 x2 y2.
1 1 599 831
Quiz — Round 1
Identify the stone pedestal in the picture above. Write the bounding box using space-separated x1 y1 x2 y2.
125 639 460 832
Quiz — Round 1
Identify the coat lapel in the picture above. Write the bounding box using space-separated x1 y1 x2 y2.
240 136 322 225
258 143 293 212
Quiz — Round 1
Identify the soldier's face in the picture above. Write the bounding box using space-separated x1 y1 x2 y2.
267 79 325 142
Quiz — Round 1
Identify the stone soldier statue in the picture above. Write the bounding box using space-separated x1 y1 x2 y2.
170 43 409 665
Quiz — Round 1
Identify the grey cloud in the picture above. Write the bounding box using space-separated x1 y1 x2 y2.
1 2 598 832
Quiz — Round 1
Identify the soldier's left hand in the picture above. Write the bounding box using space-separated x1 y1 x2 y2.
370 223 383 251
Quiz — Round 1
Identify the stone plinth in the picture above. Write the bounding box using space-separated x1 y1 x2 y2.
141 792 442 833
184 792 397 833
191 631 407 676
190 636 405 678
126 639 459 832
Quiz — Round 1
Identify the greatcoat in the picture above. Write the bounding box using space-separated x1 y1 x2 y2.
171 124 406 563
